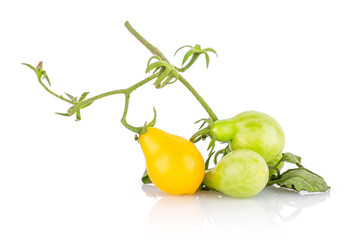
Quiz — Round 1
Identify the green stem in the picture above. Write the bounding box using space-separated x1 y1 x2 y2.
38 77 73 104
178 76 218 121
267 179 280 186
125 21 170 63
124 21 218 122
67 74 156 115
121 94 144 133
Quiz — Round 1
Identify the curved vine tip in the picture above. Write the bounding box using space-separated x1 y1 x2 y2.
174 44 218 71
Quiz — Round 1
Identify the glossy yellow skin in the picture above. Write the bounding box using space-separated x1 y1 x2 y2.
139 128 205 195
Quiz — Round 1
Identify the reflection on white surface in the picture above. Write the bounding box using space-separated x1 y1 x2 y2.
142 184 329 236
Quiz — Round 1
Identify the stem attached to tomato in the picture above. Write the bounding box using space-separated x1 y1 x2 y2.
124 21 218 122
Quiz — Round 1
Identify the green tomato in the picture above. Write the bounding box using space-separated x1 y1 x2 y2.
211 111 285 164
203 149 269 198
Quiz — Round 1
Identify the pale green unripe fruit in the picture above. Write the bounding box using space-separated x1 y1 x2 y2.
211 111 285 164
203 149 269 198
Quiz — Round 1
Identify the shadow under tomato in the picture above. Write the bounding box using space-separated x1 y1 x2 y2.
144 185 205 236
142 184 329 236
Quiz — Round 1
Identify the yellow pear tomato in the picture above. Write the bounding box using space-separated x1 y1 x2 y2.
139 127 205 195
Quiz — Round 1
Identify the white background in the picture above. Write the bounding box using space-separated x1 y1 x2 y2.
1 0 359 239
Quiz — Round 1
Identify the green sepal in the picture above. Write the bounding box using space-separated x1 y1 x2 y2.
207 137 215 151
147 107 157 127
274 168 330 193
75 110 81 121
141 169 152 184
182 49 196 66
65 93 76 101
153 66 162 74
78 92 90 102
147 55 162 65
174 45 192 56
42 72 51 86
146 61 162 73
174 44 218 70
203 48 218 57
205 151 215 170
55 112 72 117
204 52 210 68
154 67 171 86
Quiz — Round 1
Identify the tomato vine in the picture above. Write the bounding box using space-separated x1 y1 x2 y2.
23 21 330 196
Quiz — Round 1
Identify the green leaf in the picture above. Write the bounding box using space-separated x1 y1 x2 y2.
55 112 71 117
22 63 37 72
281 152 302 167
78 92 89 102
142 169 152 184
65 93 76 101
274 168 330 193
43 73 51 87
